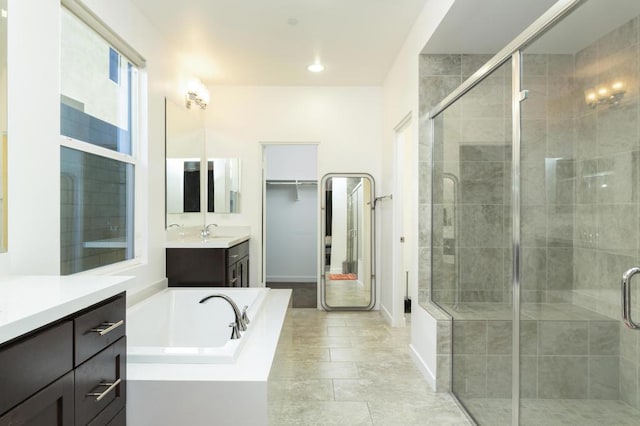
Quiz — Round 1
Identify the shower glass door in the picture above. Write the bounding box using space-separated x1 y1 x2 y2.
431 58 514 423
518 0 640 423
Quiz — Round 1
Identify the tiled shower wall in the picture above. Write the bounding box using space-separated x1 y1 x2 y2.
421 52 576 309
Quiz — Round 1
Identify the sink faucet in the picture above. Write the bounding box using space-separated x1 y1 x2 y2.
201 223 218 238
199 294 248 339
168 223 184 236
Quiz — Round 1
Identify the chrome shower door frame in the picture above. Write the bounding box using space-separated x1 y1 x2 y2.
427 0 587 423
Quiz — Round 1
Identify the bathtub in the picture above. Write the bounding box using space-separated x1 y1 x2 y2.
127 287 268 364
126 287 291 426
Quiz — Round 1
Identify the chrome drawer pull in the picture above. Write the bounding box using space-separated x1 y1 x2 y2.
87 378 122 401
90 320 124 336
230 254 239 259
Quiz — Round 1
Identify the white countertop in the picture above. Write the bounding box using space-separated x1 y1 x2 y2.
164 234 250 249
0 275 133 344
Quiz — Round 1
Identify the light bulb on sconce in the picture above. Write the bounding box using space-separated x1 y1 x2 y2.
185 78 210 110
585 80 626 109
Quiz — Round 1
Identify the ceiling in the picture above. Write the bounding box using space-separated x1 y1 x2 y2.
422 0 559 54
424 0 640 55
129 0 429 86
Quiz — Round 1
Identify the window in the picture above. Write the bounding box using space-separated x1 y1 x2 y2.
60 5 141 274
108 47 120 84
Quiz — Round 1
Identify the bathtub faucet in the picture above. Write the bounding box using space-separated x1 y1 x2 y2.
199 294 248 340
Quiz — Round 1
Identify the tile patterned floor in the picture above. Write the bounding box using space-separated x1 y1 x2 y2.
464 398 640 425
268 309 472 425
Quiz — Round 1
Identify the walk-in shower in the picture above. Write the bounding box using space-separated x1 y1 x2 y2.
426 0 640 424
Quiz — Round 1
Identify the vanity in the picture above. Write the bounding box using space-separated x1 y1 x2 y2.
0 276 131 425
165 234 250 287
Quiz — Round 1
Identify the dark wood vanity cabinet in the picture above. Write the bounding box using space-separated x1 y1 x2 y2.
167 240 250 287
0 293 126 426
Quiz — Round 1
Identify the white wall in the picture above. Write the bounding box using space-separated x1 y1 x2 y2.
380 0 455 383
0 0 192 300
203 86 383 295
264 144 317 181
264 144 318 283
265 185 317 282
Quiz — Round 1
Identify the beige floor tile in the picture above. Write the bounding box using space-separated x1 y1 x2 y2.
333 378 434 402
273 346 331 362
291 335 352 348
330 347 409 362
268 309 469 425
356 359 425 381
368 400 473 425
269 401 372 425
268 379 335 401
270 360 360 379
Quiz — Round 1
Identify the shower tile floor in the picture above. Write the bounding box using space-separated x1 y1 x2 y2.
268 309 472 425
464 398 640 425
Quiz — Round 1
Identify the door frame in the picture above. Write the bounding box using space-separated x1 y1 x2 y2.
392 112 413 327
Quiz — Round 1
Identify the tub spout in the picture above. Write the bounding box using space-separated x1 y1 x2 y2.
199 294 248 337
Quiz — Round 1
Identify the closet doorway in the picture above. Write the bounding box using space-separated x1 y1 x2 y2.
263 144 318 308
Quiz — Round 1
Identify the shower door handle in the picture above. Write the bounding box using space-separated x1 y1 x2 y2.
622 267 640 329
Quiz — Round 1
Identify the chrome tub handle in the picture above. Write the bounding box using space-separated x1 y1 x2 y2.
622 267 640 329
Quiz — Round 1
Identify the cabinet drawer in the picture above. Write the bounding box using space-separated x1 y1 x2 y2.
75 294 126 366
0 371 74 426
0 321 73 415
75 337 126 426
227 241 249 262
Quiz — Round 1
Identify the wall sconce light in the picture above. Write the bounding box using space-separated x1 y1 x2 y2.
185 78 210 110
584 80 625 108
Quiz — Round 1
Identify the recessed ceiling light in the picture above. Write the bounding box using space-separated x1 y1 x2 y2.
308 63 324 73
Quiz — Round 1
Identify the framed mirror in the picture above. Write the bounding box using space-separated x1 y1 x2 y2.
320 173 375 310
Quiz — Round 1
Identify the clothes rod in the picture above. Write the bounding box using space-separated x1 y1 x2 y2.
266 180 318 185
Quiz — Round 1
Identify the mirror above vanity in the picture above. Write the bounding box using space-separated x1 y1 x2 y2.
165 98 241 227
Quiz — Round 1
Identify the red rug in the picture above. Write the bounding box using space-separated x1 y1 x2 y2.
328 273 357 280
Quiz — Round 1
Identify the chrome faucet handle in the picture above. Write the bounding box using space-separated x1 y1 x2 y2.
229 322 241 340
201 223 218 237
241 305 250 326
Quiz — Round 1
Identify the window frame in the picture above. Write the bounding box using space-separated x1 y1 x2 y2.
60 1 145 274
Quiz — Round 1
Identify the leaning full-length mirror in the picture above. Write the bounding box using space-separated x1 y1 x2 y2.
321 173 375 310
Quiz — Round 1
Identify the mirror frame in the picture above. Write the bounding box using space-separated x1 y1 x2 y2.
320 173 376 311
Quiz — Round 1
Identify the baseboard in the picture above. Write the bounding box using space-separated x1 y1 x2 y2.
380 303 407 327
380 304 393 325
266 276 317 283
409 343 436 390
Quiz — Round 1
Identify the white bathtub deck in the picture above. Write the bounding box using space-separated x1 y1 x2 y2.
127 288 292 426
